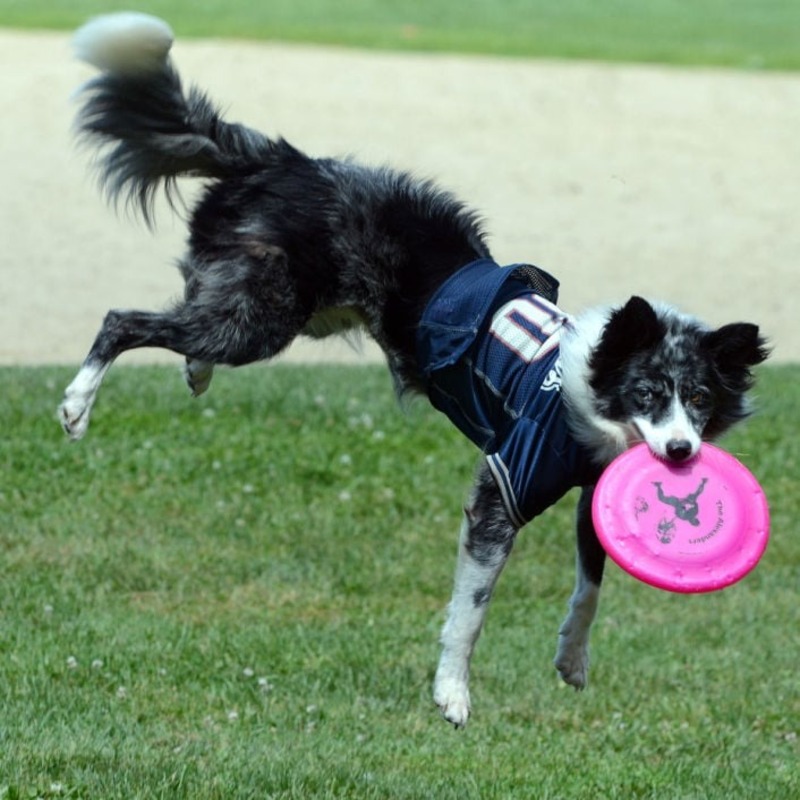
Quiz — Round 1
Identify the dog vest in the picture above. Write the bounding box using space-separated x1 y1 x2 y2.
417 258 600 528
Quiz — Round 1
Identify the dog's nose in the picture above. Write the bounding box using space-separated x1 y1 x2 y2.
666 439 693 462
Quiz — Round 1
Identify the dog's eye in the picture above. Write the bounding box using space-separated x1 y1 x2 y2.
634 386 654 404
688 390 710 408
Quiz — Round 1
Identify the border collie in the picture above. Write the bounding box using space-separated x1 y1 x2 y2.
59 14 768 727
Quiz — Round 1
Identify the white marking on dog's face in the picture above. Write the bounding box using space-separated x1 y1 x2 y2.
633 394 702 461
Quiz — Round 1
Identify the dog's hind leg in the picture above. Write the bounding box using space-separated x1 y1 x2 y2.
59 247 309 439
175 245 305 398
59 300 304 440
58 358 114 442
59 308 220 440
58 307 283 440
434 465 518 728
554 485 606 689
184 358 215 397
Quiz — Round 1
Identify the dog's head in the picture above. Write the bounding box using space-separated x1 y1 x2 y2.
586 296 769 463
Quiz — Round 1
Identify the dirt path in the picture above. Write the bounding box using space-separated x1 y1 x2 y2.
1 29 798 365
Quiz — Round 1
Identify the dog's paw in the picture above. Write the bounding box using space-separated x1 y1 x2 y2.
58 364 106 441
184 360 214 397
554 638 590 690
58 394 93 441
433 675 471 728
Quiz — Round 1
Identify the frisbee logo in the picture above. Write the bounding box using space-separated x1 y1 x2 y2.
651 478 709 544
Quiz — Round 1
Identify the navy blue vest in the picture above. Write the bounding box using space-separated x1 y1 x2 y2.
417 259 599 527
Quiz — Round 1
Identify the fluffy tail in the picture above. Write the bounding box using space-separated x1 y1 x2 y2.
73 13 277 225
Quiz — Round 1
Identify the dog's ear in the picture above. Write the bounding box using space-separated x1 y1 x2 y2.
702 323 770 389
606 296 665 349
590 296 666 376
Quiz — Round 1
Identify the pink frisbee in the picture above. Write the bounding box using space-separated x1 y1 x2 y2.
592 443 769 593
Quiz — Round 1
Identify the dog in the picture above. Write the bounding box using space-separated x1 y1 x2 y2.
59 13 769 727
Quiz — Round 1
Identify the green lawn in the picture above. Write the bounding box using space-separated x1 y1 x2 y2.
1 364 798 798
1 0 799 69
2 1 796 794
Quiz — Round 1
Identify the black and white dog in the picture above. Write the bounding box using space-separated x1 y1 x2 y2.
59 14 768 727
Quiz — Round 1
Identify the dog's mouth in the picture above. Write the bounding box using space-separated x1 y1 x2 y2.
629 422 700 464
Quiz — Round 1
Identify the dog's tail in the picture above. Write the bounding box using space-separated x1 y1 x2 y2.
73 12 278 225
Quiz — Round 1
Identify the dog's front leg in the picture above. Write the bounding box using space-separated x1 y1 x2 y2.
434 467 517 728
554 485 606 689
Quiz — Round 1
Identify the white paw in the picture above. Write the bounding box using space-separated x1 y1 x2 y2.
184 360 214 397
433 675 471 728
554 637 590 690
58 364 106 441
58 393 93 441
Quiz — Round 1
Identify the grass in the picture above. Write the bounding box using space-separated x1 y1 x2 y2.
1 363 798 798
1 0 799 69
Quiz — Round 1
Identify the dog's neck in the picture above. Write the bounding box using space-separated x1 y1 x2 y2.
558 310 636 466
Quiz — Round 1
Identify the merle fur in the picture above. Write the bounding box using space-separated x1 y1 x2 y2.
62 25 769 728
77 65 489 393
588 297 769 448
